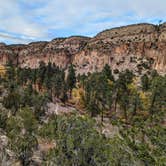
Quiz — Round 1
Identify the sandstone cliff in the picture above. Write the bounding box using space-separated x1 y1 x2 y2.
0 23 166 74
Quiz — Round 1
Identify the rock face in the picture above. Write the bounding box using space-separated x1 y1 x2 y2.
73 23 166 75
0 23 166 74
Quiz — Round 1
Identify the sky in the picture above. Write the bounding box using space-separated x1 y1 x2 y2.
0 0 165 44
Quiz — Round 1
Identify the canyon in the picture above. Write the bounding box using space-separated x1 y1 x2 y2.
0 23 166 75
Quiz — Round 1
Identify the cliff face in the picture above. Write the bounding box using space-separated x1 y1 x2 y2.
0 23 166 74
73 23 166 75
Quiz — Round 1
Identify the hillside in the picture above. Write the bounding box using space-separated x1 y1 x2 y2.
0 23 166 165
0 23 166 75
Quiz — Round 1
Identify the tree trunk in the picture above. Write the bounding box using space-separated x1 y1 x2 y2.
69 89 72 99
150 91 157 122
101 110 104 122
124 106 128 123
114 93 118 113
132 99 137 118
150 92 156 115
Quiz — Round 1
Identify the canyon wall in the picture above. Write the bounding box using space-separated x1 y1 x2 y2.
0 23 166 74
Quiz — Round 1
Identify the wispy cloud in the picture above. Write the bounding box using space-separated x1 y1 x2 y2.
0 32 37 44
0 0 165 44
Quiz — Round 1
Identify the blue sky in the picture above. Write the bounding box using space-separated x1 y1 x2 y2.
0 0 165 44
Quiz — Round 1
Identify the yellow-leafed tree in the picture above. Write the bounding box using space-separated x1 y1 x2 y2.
0 65 6 77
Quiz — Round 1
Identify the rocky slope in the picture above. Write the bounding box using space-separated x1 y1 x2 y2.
0 23 166 74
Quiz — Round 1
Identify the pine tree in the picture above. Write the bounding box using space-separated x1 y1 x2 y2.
84 73 112 121
6 60 15 81
141 74 149 91
67 64 76 97
115 70 134 122
102 64 114 81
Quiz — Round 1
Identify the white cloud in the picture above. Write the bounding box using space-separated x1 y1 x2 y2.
0 0 47 39
0 0 165 43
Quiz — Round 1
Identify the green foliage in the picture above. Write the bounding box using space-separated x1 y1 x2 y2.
33 94 49 119
15 134 38 166
0 109 8 129
39 116 58 140
43 115 137 166
67 64 76 94
108 136 139 165
17 61 68 102
6 107 38 137
114 70 135 121
5 107 38 165
3 89 21 115
52 69 67 101
83 72 113 119
0 60 165 165
6 61 16 81
141 74 149 91
119 114 166 166
102 64 114 81
149 75 166 118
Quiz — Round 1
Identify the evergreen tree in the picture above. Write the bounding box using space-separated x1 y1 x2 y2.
102 64 114 81
3 88 21 115
84 73 112 120
37 61 46 90
0 109 7 129
115 70 134 122
149 75 166 120
141 74 149 91
6 60 15 81
6 108 38 165
44 62 53 91
67 64 76 97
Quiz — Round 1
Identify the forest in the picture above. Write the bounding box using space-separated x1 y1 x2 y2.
0 61 165 165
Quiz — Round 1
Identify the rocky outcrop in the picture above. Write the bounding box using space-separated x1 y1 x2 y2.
73 23 166 75
0 23 166 74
